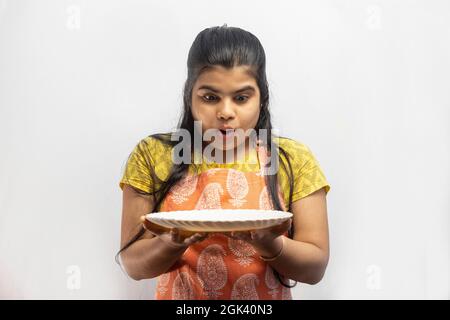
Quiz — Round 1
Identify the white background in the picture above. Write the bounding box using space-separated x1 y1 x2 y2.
0 0 448 299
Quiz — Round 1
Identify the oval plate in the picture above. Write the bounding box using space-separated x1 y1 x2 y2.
145 209 293 232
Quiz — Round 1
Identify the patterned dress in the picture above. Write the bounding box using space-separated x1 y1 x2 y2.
119 135 331 300
155 143 292 300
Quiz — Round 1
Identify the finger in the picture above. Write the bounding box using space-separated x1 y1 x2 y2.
223 231 251 240
221 231 234 238
143 224 162 237
231 231 242 239
171 228 182 243
222 231 239 239
175 228 188 243
271 219 292 234
177 229 196 239
276 219 291 232
232 231 251 241
184 234 202 246
142 219 169 235
192 232 208 241
282 218 292 232
232 231 244 237
188 232 210 244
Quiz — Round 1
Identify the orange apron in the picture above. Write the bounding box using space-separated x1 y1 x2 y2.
155 142 293 300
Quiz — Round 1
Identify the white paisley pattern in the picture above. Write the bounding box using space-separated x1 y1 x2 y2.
157 272 171 296
230 273 260 300
228 238 256 267
259 185 273 210
196 244 228 299
169 174 198 205
172 271 195 300
264 265 280 299
194 182 224 210
226 169 249 207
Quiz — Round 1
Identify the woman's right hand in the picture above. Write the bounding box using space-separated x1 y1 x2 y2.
140 216 210 250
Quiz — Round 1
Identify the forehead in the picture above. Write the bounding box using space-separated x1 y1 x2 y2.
194 65 257 91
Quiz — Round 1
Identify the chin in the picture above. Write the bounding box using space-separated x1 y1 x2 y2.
213 141 245 151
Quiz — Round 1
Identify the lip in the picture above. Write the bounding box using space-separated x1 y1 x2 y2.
218 125 235 131
217 127 235 139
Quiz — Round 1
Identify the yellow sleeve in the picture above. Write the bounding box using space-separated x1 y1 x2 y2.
119 138 154 193
279 138 331 204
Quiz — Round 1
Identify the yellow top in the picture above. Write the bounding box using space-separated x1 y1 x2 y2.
119 135 330 205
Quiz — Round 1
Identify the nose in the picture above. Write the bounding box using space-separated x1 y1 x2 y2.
217 99 236 120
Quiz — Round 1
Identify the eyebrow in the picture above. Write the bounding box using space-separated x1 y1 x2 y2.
197 85 256 94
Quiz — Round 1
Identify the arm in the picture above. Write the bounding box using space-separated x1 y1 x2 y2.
119 185 188 280
228 187 329 284
260 187 330 284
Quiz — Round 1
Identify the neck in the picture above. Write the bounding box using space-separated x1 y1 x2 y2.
202 140 256 164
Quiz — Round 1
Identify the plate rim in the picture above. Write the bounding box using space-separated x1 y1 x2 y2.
145 209 292 223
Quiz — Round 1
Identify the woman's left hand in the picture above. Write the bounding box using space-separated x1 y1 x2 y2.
221 218 292 256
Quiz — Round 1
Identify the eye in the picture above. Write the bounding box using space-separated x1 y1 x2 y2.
202 94 219 102
235 95 249 103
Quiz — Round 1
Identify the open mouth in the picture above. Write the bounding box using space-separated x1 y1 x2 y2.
219 129 235 136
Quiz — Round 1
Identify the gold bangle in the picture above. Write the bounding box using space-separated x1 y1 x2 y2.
259 237 284 262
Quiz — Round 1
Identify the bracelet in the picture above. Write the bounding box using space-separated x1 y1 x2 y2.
259 237 284 262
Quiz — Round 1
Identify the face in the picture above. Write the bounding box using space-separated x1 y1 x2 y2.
191 65 261 157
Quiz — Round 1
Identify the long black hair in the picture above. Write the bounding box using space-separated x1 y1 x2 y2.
117 25 297 288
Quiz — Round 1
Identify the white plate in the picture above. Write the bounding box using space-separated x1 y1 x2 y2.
145 209 292 232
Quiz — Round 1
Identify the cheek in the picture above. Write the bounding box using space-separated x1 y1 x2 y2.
241 106 260 127
191 106 199 121
252 108 261 126
191 104 214 126
191 104 204 121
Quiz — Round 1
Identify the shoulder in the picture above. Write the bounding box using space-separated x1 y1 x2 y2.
134 133 174 158
132 133 174 179
277 136 309 151
276 136 331 202
276 136 316 166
